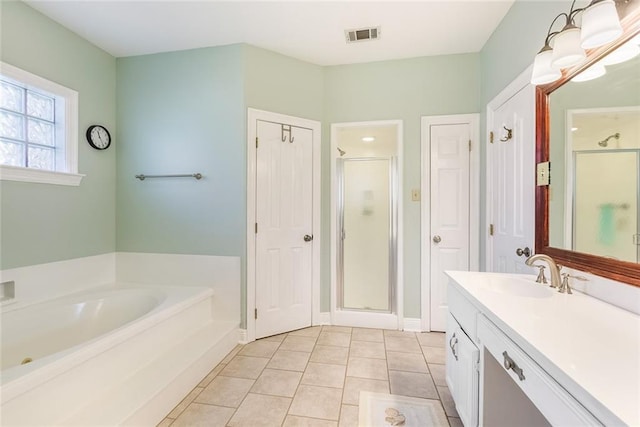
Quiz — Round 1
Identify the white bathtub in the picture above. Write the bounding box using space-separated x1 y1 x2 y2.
0 282 239 426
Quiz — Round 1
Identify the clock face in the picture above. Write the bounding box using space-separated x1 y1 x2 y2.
86 125 111 150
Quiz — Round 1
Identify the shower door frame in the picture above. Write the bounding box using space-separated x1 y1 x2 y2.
330 120 404 330
564 107 640 254
336 156 397 313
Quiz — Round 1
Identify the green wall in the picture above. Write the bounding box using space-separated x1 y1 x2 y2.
324 54 481 317
478 0 571 266
0 1 116 269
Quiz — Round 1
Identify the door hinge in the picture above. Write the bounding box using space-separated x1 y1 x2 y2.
469 140 472 151
255 223 258 234
256 137 259 148
489 224 494 236
489 131 494 144
254 308 257 319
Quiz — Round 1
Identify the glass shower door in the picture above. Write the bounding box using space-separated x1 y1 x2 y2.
339 158 394 312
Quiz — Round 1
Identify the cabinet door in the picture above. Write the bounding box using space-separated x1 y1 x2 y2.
455 327 480 427
445 313 458 397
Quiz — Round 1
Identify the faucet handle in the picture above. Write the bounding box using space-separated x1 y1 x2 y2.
535 266 547 284
559 273 588 294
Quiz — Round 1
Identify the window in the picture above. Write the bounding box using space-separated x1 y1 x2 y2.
0 62 82 186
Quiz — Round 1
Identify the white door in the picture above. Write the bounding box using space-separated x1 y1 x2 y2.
488 85 535 273
255 120 313 338
430 123 470 332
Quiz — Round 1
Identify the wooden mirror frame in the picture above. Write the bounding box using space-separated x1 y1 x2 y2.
535 3 640 287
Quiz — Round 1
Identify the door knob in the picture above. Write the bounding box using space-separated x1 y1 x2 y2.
433 235 442 243
304 234 313 242
516 247 531 257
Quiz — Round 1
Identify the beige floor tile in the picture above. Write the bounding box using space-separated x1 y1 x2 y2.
171 403 234 427
221 345 243 364
383 330 416 339
228 393 291 426
417 332 446 348
166 387 203 419
317 332 351 347
280 335 318 352
283 415 339 427
251 368 302 397
341 377 390 405
322 325 353 334
262 332 288 342
346 357 388 380
423 346 446 364
289 385 343 421
386 351 428 373
349 341 386 359
301 362 346 388
429 363 447 386
197 363 225 387
156 418 173 427
449 416 464 427
351 328 384 343
310 345 349 365
339 405 359 427
195 376 254 407
289 326 322 337
238 340 281 358
384 336 422 353
389 370 439 399
220 355 268 379
268 349 311 371
437 385 460 418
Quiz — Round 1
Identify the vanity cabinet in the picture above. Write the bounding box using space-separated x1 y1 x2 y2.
446 285 479 426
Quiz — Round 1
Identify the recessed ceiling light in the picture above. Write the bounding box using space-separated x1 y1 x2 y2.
571 127 578 131
362 136 375 142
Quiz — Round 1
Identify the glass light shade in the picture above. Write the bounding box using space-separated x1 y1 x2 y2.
551 26 586 68
601 42 640 65
531 48 562 85
580 0 623 49
571 62 606 82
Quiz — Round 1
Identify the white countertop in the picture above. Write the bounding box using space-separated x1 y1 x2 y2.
446 270 640 426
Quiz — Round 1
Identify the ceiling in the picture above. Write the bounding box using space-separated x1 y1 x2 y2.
24 0 514 65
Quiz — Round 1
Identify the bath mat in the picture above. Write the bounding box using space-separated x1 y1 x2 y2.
358 392 449 426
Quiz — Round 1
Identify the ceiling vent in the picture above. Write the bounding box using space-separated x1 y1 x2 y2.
345 27 381 44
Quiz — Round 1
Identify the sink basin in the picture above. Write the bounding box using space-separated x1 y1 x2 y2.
479 275 554 299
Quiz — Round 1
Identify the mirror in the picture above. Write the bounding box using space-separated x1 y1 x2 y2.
536 5 640 286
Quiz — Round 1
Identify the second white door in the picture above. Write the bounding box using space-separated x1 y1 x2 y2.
255 119 313 338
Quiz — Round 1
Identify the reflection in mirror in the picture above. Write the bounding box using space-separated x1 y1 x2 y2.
548 39 640 262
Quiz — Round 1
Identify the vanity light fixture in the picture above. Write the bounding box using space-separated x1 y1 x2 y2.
571 61 607 82
361 136 375 142
530 0 623 85
600 40 640 65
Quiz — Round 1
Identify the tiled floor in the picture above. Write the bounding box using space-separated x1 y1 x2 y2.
158 326 461 427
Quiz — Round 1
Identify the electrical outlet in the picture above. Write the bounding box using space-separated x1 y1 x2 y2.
411 189 421 201
537 162 550 186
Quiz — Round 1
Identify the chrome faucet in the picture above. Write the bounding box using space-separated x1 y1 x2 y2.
525 254 562 288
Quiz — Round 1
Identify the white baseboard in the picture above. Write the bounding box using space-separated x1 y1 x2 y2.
238 329 248 344
403 318 422 332
315 312 331 325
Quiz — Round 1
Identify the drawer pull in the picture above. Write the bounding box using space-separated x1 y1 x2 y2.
502 351 525 381
449 333 459 361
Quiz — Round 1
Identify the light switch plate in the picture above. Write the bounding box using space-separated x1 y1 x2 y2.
537 161 550 186
411 189 420 201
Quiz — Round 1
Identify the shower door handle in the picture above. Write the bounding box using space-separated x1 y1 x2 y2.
433 235 442 243
304 234 314 242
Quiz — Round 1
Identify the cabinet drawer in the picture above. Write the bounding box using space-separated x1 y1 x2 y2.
477 315 601 426
448 283 478 341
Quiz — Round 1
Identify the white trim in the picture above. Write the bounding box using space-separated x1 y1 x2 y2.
332 311 399 330
330 120 404 331
403 318 422 332
238 329 248 344
0 61 80 183
485 65 534 271
246 108 321 343
316 312 331 325
420 114 479 332
0 165 84 186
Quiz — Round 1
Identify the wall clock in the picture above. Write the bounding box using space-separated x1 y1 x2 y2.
86 125 111 150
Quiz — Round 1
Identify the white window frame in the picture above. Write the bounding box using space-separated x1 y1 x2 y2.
0 61 83 186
